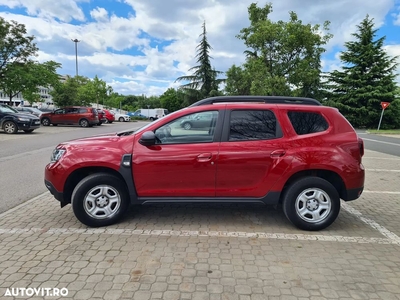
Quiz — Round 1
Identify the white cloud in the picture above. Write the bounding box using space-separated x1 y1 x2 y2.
0 0 399 95
90 7 108 22
0 0 87 22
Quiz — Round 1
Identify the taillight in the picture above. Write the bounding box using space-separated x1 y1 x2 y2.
358 137 364 157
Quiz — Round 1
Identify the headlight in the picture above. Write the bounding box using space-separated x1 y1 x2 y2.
50 149 66 163
18 117 30 122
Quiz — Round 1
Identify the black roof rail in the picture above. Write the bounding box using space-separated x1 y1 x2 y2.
189 96 322 107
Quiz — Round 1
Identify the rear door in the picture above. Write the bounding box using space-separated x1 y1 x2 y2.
216 108 286 198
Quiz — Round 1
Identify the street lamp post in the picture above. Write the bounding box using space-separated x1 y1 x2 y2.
71 39 80 76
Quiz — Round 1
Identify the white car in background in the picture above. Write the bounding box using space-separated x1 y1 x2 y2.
110 110 130 122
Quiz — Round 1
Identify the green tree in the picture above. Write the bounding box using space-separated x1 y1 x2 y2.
175 21 225 103
51 76 88 107
159 88 185 112
229 2 332 98
0 17 38 81
325 15 399 128
78 75 112 108
224 65 251 95
105 92 125 109
0 17 62 105
0 60 61 105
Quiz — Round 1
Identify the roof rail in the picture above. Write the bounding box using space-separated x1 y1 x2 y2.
189 96 322 107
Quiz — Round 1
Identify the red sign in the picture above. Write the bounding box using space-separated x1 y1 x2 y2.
381 102 390 110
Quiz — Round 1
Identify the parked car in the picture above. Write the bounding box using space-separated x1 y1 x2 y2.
40 106 99 127
0 104 41 134
127 112 147 119
15 106 43 118
44 96 365 231
180 112 214 130
111 111 130 122
103 109 115 123
96 109 107 125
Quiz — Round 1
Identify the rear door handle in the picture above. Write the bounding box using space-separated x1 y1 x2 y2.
270 149 286 158
197 153 212 162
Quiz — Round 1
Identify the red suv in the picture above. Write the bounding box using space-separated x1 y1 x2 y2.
44 96 365 231
41 106 99 127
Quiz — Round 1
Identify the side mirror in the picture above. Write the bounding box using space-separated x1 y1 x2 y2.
139 131 156 146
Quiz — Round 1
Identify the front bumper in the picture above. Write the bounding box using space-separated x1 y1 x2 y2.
17 119 41 130
44 179 65 206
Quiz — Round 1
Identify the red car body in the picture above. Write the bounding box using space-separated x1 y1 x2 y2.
103 109 115 123
44 96 365 231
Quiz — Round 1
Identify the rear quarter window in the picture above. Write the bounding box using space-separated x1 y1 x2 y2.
288 111 329 135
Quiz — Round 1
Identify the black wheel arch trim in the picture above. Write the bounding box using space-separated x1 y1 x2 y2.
118 154 139 203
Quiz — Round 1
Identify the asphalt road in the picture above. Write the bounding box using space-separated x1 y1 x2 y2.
357 131 400 157
0 122 148 214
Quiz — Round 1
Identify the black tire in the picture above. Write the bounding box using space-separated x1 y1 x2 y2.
41 118 51 126
23 129 34 133
282 177 340 231
182 122 192 130
79 119 89 127
71 173 130 227
3 121 18 134
119 117 125 122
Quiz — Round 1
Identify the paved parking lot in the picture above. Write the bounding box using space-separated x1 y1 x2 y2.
0 149 400 299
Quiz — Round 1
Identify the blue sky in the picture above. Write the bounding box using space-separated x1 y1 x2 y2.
1 0 400 96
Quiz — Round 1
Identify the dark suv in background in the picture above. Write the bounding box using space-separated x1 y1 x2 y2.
0 104 41 134
40 106 99 127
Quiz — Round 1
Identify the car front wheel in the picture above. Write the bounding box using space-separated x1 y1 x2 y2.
119 117 125 122
71 173 129 227
3 121 18 134
282 177 340 231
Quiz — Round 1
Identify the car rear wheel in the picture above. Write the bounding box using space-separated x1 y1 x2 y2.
119 117 125 122
71 173 129 227
3 121 18 134
182 122 192 130
79 119 89 127
41 118 50 126
282 177 340 231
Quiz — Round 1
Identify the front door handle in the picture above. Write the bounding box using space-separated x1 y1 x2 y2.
270 149 286 158
197 153 212 162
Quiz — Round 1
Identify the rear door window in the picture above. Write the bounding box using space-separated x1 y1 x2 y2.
229 110 278 141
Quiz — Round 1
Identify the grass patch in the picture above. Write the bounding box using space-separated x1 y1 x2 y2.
367 129 400 134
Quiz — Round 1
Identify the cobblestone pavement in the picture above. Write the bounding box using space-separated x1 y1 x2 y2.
0 149 400 299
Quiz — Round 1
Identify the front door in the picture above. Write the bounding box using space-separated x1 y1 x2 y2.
133 110 220 197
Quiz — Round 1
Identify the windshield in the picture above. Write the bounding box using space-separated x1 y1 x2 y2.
0 105 18 113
